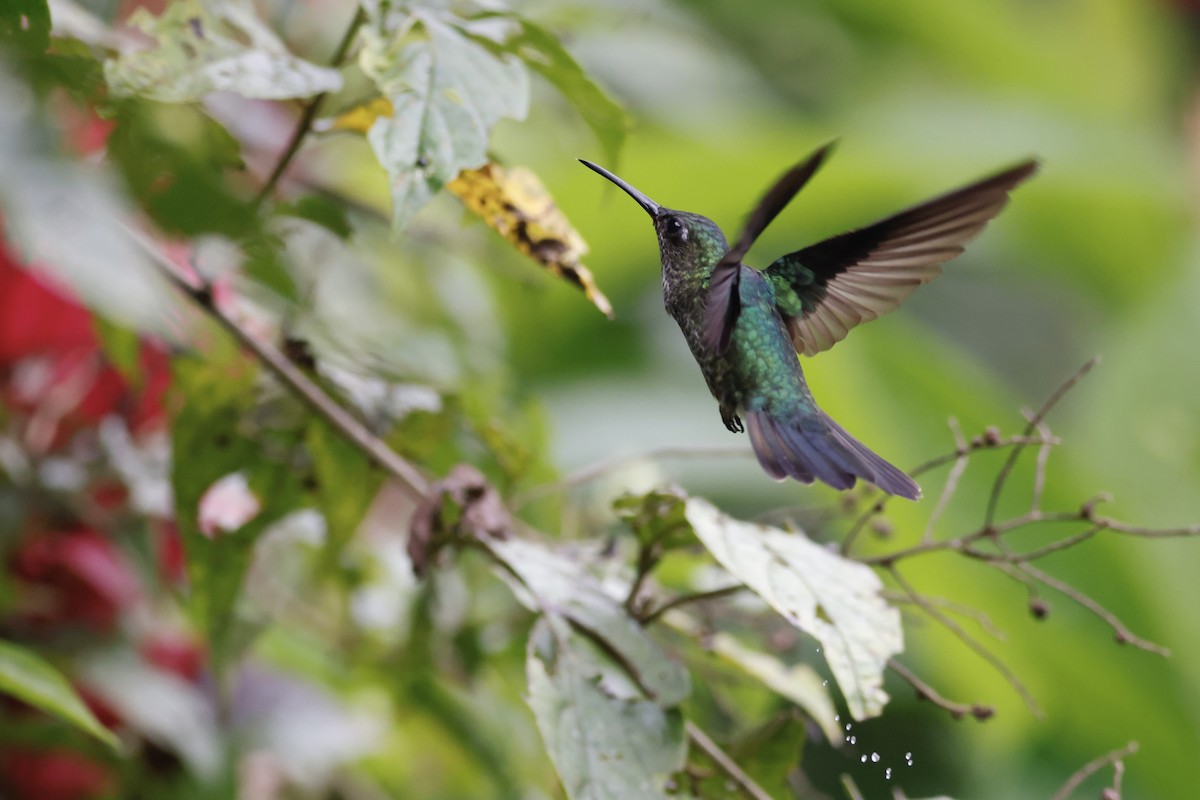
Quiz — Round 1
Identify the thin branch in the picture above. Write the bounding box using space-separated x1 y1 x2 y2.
123 224 429 501
887 658 993 720
883 591 1006 640
1050 741 1138 800
1017 562 1170 656
840 774 865 800
888 565 1041 716
1030 418 1054 510
253 6 367 207
841 433 1058 556
686 720 776 800
963 526 1101 563
985 357 1098 528
639 584 746 626
922 417 968 544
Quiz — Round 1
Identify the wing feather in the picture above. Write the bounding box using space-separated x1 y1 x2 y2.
765 159 1037 356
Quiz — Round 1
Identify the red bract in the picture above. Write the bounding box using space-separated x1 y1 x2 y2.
0 232 171 451
142 632 206 682
0 749 115 800
0 242 94 362
10 528 142 631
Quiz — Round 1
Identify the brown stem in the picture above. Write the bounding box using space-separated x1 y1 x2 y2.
123 224 429 501
887 565 1040 716
639 584 746 626
984 357 1098 528
686 720 776 800
1050 741 1138 800
887 658 993 720
254 6 367 207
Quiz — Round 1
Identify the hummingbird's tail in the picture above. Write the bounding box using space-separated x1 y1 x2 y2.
745 408 922 500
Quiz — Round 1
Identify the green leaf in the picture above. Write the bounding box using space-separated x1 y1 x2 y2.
526 614 686 800
359 10 529 228
106 102 254 238
306 418 382 559
491 15 629 167
683 497 902 721
488 536 690 705
0 639 117 747
169 354 311 668
104 0 342 102
277 195 354 240
0 0 50 52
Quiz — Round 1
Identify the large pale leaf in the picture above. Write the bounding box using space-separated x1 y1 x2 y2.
684 498 902 720
359 11 529 228
104 0 342 102
526 614 686 800
488 536 689 705
663 610 839 742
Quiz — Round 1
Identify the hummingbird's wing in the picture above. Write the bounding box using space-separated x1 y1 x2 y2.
702 143 835 356
764 160 1037 356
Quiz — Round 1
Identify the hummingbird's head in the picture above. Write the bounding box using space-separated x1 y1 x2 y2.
579 160 729 269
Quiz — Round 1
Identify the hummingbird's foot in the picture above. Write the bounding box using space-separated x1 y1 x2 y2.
722 411 744 433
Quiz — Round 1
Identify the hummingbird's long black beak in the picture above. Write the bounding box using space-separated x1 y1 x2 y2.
578 159 660 218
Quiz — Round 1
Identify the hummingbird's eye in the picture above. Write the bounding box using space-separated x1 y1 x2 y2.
665 216 688 242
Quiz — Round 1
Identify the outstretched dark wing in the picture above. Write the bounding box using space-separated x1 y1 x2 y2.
701 143 836 356
766 160 1038 356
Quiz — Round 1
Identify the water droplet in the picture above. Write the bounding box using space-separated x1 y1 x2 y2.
885 768 893 780
833 715 840 722
849 735 857 745
845 723 852 731
871 753 880 763
860 755 867 763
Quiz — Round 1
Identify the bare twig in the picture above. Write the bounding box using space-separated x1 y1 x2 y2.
887 658 993 720
1016 562 1170 656
887 565 1041 716
883 591 1006 640
1030 418 1054 510
840 774 865 800
984 357 1098 528
841 433 1058 556
686 720 776 800
922 417 969 544
123 225 429 501
1050 741 1138 800
254 6 367 207
639 584 746 626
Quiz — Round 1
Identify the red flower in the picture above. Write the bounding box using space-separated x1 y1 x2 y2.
0 749 115 800
0 232 171 452
10 528 142 631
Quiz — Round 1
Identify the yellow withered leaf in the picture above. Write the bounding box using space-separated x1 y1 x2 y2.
448 163 613 318
324 97 395 134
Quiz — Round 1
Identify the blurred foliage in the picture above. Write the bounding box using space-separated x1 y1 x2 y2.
0 0 1198 799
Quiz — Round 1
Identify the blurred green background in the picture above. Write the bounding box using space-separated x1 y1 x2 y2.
399 0 1200 796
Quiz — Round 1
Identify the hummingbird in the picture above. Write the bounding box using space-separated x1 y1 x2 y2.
580 145 1037 499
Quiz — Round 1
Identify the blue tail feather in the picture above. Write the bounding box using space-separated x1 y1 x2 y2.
745 408 921 500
